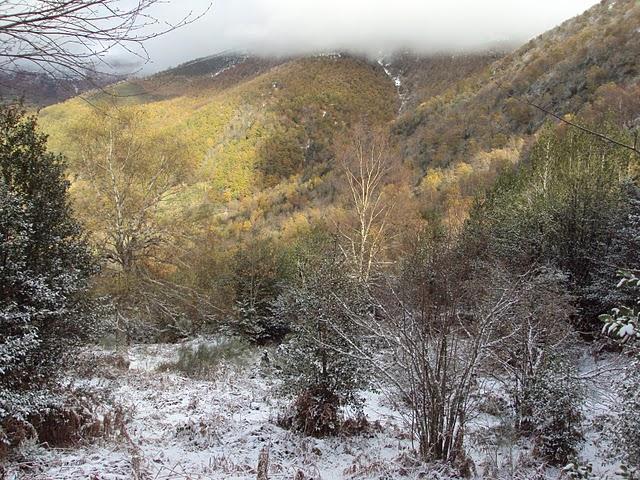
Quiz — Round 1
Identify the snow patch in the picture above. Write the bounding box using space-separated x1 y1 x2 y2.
211 56 248 78
376 57 407 112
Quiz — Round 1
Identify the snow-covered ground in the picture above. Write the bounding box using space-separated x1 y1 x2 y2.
376 57 407 113
3 342 625 479
4 342 449 479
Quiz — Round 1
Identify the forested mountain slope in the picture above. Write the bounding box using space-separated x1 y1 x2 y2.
38 54 401 315
382 51 503 111
393 0 640 222
42 54 397 199
0 70 118 107
5 2 640 476
36 0 640 320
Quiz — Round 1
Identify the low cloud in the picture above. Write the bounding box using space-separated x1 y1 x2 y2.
134 0 600 72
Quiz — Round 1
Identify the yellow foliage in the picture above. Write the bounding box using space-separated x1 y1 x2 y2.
453 162 473 178
422 169 444 191
281 213 311 241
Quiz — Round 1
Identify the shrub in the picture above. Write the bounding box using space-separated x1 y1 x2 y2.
277 386 341 438
158 338 250 379
606 363 640 470
274 229 375 436
521 355 584 465
0 104 97 445
601 271 640 472
0 389 127 454
175 416 222 449
562 460 593 479
230 237 292 344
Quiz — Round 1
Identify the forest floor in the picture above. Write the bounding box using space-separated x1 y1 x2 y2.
2 339 623 480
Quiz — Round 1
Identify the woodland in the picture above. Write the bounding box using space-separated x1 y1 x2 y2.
2 1 640 479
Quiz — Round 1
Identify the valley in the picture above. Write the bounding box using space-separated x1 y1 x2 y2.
2 1 640 479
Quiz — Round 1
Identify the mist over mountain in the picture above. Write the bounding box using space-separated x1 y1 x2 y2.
129 0 600 72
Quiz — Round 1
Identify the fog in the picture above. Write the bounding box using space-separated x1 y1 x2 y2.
128 0 600 72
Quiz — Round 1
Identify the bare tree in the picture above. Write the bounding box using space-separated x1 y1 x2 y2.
0 1 210 80
337 125 391 284
325 238 540 465
483 267 575 430
68 104 206 340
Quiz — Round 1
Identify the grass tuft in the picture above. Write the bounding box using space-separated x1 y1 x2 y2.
158 338 250 379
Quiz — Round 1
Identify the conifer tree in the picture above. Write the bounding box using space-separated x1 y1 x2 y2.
0 104 94 430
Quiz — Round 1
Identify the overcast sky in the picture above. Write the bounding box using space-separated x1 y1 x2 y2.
130 0 600 73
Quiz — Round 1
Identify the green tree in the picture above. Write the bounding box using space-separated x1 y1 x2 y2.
601 272 640 472
0 104 94 432
467 121 634 329
522 354 584 465
231 236 292 344
275 229 374 437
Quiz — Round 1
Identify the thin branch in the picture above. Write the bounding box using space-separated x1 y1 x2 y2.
497 81 640 157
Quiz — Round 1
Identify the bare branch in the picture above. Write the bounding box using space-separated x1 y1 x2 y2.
496 81 640 157
0 0 212 84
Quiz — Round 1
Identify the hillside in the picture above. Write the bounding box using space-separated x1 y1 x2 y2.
391 0 640 222
41 54 398 199
382 51 503 112
35 0 640 309
38 54 403 312
6 1 640 478
0 71 119 107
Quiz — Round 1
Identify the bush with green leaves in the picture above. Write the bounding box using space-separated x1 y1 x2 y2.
521 355 584 465
466 121 635 331
587 184 640 319
602 361 640 471
230 237 292 344
600 270 640 342
273 230 374 437
601 266 640 472
616 465 640 480
0 104 96 448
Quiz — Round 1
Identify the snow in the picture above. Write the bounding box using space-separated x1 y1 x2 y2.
376 57 408 113
3 343 629 479
314 53 343 59
4 342 431 480
376 59 402 90
572 352 628 477
211 56 248 78
619 323 636 338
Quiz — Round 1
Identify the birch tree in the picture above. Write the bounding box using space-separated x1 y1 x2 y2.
337 126 391 285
